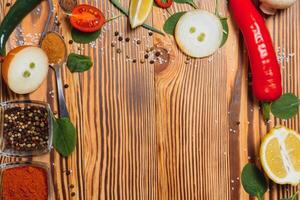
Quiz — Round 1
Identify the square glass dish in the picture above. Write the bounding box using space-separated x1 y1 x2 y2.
0 161 53 200
0 100 53 156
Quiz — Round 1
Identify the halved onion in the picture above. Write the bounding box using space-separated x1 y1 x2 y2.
2 46 49 94
175 10 223 58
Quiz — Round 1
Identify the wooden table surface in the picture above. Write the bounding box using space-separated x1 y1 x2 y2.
1 0 300 199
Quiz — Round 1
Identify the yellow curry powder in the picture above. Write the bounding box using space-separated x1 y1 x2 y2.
41 32 66 64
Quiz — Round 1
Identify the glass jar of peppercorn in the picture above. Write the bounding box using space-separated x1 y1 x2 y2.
0 100 53 156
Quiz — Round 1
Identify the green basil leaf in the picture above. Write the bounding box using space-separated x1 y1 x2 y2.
241 163 268 200
220 17 228 47
53 117 77 157
173 0 198 8
71 28 101 44
67 53 93 73
163 12 186 35
271 93 300 119
262 102 271 121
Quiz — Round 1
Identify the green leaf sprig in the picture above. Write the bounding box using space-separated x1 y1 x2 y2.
52 117 77 157
67 53 93 73
281 191 300 200
270 93 300 119
110 0 164 35
241 163 268 200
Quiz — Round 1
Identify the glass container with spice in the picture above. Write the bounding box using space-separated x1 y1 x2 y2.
0 161 53 200
0 100 53 156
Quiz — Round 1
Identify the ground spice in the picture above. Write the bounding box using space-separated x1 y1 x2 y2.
41 32 66 64
1 166 48 200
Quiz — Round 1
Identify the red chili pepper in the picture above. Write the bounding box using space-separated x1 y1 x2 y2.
0 55 4 63
155 0 173 9
229 0 282 102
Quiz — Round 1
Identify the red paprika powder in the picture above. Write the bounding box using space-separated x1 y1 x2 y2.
1 165 48 200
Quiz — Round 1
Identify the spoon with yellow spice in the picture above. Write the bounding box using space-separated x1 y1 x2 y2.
41 32 69 118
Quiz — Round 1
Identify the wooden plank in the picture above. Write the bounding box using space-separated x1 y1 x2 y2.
153 0 300 200
0 0 300 199
0 0 157 199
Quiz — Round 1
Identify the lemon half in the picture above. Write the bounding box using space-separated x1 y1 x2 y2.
260 126 300 185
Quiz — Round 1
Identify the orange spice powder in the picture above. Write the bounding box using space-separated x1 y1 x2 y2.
1 165 48 200
41 32 66 64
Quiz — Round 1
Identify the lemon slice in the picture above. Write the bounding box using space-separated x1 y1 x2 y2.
260 126 300 185
129 0 153 28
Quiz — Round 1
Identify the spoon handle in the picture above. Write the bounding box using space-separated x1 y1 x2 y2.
55 66 70 118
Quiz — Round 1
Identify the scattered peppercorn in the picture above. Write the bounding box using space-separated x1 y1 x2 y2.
6 2 11 7
68 40 73 45
140 59 145 64
150 60 155 64
125 37 130 42
132 59 137 63
155 51 161 57
71 192 76 197
70 184 75 189
144 54 149 59
3 105 50 153
136 40 141 45
111 42 116 47
118 36 123 42
148 32 153 36
116 48 122 54
114 31 119 36
66 170 72 175
64 84 69 89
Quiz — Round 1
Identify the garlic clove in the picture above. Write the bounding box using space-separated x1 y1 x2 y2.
259 0 296 15
260 3 277 15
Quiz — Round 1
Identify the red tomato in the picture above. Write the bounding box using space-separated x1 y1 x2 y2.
155 0 173 9
70 4 105 33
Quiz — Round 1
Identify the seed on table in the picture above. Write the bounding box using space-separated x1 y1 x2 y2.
155 51 161 57
116 48 122 54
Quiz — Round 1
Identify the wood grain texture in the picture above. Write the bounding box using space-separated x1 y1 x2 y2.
0 0 300 199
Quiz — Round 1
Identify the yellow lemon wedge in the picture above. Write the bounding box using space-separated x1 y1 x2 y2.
129 0 153 28
260 126 300 185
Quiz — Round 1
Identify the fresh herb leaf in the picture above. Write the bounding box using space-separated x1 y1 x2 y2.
219 17 228 47
67 53 93 73
53 117 77 157
241 163 268 200
281 191 299 200
271 93 300 119
173 0 198 9
163 12 186 35
71 28 101 44
110 0 164 35
262 102 271 121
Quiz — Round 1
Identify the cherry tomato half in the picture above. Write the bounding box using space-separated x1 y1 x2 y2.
70 4 105 33
155 0 173 9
